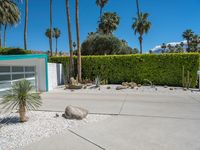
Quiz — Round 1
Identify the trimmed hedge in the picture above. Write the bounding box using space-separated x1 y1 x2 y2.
0 48 32 55
49 53 200 87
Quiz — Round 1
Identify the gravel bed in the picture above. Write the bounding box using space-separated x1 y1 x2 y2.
0 111 110 150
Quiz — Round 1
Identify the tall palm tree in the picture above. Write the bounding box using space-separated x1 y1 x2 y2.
53 28 61 55
136 0 140 17
98 12 120 35
0 0 20 48
132 12 151 54
0 80 41 122
96 0 108 19
45 28 54 54
75 0 81 82
3 1 20 47
182 29 194 52
66 0 74 78
49 0 53 56
24 0 28 50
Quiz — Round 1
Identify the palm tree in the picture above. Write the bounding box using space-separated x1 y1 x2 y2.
49 0 53 56
161 43 167 52
53 28 61 55
66 0 74 78
75 0 81 82
182 29 194 52
132 12 151 54
3 1 20 47
23 0 28 50
96 0 108 19
136 0 140 17
0 80 41 122
0 0 20 48
98 12 120 35
45 28 54 54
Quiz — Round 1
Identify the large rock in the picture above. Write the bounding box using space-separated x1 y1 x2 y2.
63 105 88 120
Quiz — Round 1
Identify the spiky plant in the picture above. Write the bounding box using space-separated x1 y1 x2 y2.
0 80 42 122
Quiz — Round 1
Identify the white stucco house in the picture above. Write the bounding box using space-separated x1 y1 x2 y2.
0 54 63 97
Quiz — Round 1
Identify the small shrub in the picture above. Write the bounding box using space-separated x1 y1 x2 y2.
0 48 32 55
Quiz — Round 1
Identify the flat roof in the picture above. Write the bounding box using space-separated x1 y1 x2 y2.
0 54 48 61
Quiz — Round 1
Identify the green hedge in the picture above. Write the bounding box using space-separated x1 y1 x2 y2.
49 53 200 87
0 48 32 55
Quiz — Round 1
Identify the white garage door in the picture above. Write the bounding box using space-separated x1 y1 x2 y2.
0 66 37 97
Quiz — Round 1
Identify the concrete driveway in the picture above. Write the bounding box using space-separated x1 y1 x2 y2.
21 86 200 150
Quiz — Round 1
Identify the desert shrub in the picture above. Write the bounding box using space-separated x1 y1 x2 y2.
49 53 200 87
81 34 131 55
0 48 32 55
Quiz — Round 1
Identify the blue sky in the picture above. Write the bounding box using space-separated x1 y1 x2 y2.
5 0 200 53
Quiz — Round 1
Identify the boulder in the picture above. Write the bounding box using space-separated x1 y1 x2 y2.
116 86 127 90
63 105 88 120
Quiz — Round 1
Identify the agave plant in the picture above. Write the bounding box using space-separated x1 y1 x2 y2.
0 80 42 122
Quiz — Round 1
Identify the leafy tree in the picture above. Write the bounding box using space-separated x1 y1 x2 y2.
0 80 41 122
53 28 61 55
81 33 131 55
182 29 194 52
98 12 120 35
132 12 151 54
45 28 54 53
96 0 108 19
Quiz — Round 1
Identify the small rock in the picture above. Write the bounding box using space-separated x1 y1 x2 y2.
164 85 168 88
155 88 158 91
169 87 173 90
183 88 187 91
63 105 88 120
83 86 87 89
54 113 59 118
107 86 111 89
116 86 127 90
137 84 142 87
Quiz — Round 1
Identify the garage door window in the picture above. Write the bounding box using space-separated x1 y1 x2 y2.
0 66 36 96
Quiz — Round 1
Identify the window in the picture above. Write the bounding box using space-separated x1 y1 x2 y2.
0 66 10 73
25 66 35 72
0 75 11 81
12 66 24 72
12 74 24 80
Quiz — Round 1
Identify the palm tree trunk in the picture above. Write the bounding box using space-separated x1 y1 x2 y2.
66 0 74 79
50 0 53 56
136 0 140 17
49 38 51 55
56 38 58 55
100 7 103 19
139 36 143 54
4 24 7 48
187 39 190 52
0 25 2 48
24 0 28 50
19 103 27 122
76 0 82 82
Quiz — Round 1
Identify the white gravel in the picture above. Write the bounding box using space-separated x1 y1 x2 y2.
0 111 110 150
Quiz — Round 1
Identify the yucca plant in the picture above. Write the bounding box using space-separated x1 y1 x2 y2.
0 80 42 122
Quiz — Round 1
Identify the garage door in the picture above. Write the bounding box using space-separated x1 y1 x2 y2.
0 66 37 97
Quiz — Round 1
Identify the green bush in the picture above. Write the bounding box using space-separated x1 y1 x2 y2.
49 53 200 87
0 48 32 55
81 34 131 55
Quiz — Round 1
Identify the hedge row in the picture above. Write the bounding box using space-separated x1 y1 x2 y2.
0 48 32 55
49 53 200 87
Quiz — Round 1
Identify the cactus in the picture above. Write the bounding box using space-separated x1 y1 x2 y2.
182 66 192 89
95 76 101 87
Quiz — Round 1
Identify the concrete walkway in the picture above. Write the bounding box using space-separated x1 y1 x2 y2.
20 86 200 150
